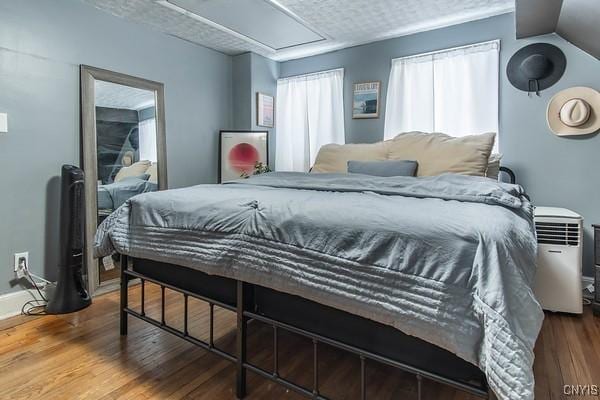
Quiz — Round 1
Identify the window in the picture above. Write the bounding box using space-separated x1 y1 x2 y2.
383 40 499 148
138 117 157 162
275 68 345 171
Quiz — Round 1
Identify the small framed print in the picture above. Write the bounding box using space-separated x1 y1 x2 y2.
219 130 268 182
256 92 274 128
352 81 380 119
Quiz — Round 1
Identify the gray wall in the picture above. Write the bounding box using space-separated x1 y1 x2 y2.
232 52 279 167
250 53 279 167
232 53 252 130
2 3 598 296
0 0 232 295
280 13 600 276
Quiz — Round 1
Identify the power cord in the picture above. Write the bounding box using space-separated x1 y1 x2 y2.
21 300 47 316
19 259 51 316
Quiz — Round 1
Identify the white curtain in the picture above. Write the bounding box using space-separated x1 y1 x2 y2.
138 118 157 162
384 40 499 146
276 68 345 171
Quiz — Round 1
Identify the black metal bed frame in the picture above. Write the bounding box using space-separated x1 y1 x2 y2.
119 255 495 400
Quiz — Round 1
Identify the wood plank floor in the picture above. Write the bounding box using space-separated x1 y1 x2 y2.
1 283 599 400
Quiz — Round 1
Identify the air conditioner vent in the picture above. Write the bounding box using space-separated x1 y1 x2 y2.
535 222 579 246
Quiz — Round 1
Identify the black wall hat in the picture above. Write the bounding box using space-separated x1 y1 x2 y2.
507 43 566 96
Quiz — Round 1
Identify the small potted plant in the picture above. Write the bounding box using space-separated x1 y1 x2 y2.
240 161 271 179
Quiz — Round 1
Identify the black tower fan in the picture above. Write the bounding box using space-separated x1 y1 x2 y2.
46 165 91 313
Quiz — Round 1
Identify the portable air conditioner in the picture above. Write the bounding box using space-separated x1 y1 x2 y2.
533 207 583 314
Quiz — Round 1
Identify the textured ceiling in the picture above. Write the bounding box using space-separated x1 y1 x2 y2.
95 80 155 110
83 0 515 61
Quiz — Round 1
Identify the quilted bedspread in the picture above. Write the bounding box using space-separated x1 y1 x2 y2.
95 172 543 400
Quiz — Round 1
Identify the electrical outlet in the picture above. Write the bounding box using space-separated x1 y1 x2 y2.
586 283 595 293
14 252 29 276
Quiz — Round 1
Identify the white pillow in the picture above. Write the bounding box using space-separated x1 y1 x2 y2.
114 160 151 182
384 132 496 177
311 142 387 173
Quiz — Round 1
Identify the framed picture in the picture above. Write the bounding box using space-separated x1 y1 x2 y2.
256 92 274 127
352 81 380 119
219 130 268 182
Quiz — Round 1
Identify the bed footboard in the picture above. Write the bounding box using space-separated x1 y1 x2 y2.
119 255 237 364
118 255 492 399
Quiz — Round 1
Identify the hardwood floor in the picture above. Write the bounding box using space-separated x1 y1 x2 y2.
1 283 598 400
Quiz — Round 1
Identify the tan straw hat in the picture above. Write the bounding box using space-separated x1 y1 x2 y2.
547 86 600 136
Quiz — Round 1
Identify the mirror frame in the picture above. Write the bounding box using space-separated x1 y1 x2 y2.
80 65 167 296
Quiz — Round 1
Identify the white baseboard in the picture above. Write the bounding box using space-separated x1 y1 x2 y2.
0 289 43 320
1 276 595 320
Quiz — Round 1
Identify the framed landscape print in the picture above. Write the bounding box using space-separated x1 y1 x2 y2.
256 92 274 128
219 130 268 182
352 81 380 119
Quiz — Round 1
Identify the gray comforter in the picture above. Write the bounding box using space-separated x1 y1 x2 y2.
95 172 543 400
97 177 157 210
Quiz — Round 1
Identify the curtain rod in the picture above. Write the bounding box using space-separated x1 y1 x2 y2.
278 67 344 82
391 39 500 63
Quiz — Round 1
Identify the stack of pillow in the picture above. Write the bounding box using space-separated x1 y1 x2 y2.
311 131 500 179
114 160 159 183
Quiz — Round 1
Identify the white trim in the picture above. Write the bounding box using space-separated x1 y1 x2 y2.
158 0 328 53
272 8 514 61
0 289 42 320
157 0 275 52
265 0 331 41
0 276 594 319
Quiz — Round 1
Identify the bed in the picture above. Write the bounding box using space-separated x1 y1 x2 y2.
97 176 157 212
95 171 542 400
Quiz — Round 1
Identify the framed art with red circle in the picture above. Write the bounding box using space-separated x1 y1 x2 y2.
219 130 269 182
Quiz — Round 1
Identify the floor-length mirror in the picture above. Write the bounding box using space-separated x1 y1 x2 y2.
80 66 167 295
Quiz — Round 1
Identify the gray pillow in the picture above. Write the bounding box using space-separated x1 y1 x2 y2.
347 160 418 177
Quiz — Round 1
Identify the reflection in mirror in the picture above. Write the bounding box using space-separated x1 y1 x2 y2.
81 65 166 295
94 81 158 283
